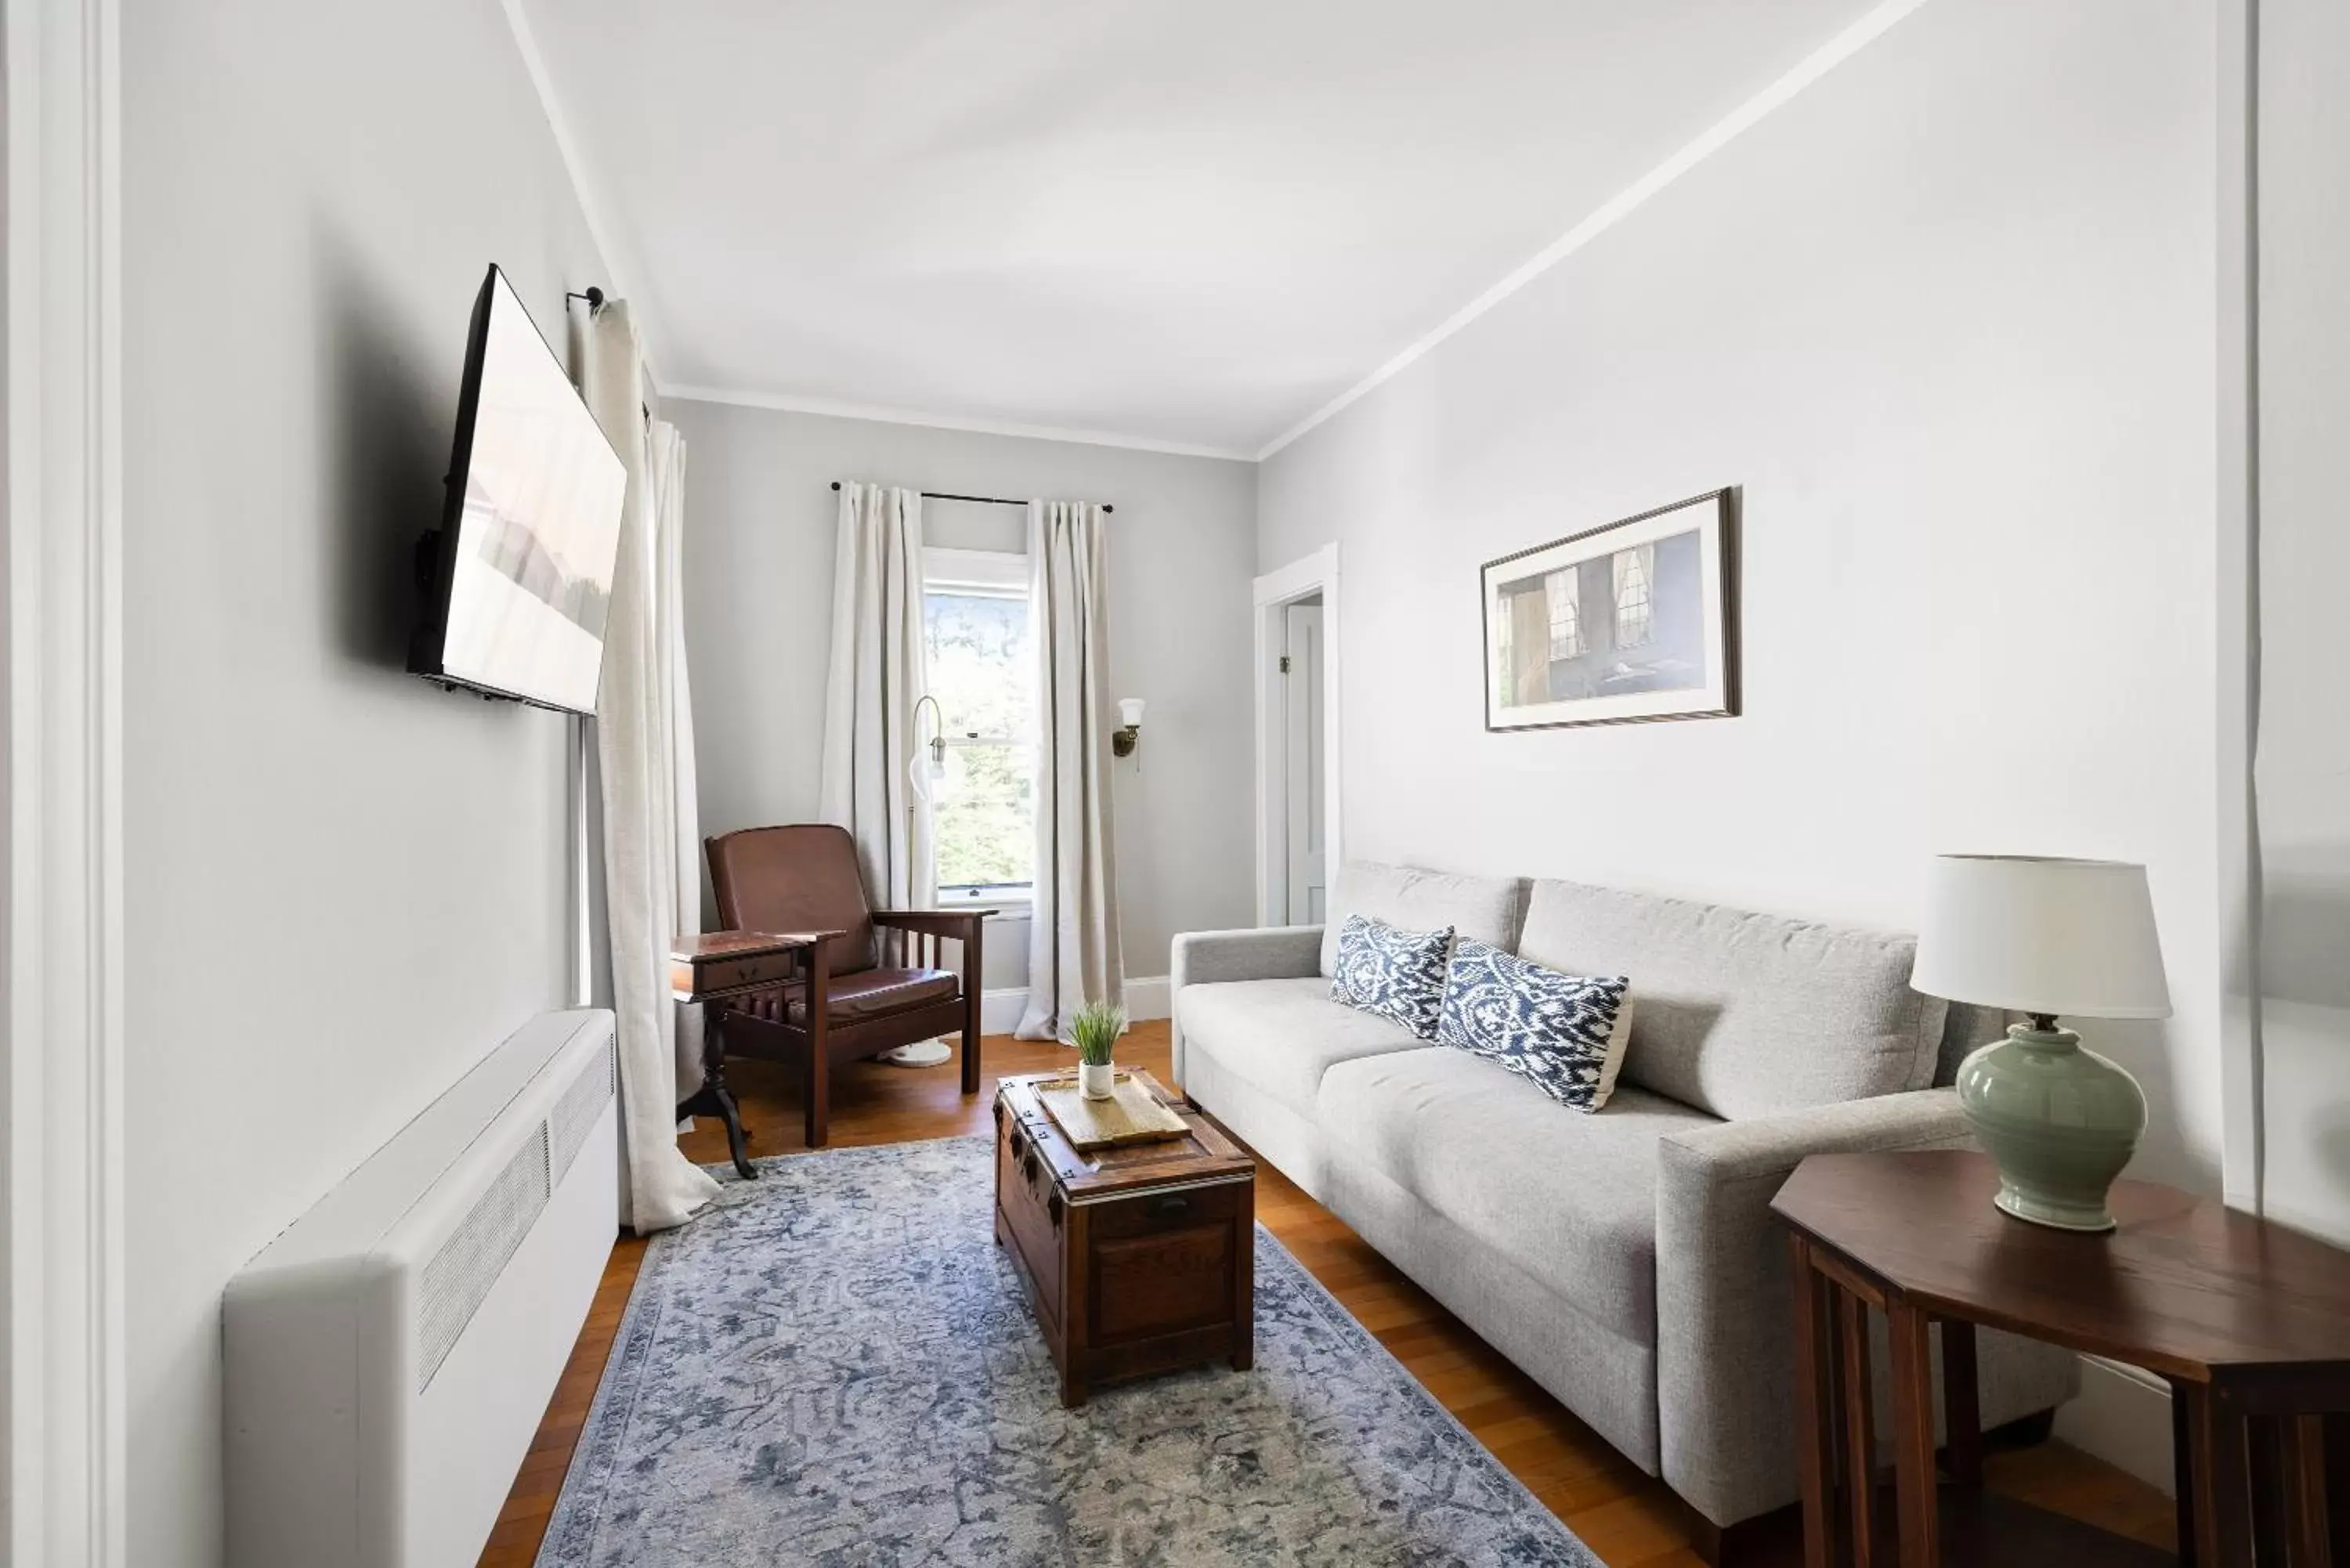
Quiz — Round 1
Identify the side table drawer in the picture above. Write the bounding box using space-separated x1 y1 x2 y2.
696 953 795 993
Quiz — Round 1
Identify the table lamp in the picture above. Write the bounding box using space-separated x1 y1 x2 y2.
1911 855 2171 1232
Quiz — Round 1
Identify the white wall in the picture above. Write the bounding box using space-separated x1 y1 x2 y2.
674 400 1259 993
1256 0 2224 1193
2251 0 2350 1245
120 2 606 1563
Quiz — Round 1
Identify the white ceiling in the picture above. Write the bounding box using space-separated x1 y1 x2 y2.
522 0 1881 458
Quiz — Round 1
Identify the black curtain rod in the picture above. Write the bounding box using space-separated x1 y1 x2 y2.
830 480 1112 514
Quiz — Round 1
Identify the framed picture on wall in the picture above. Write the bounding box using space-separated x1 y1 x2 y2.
1480 488 1740 732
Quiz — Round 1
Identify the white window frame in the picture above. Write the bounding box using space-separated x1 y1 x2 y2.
921 547 1036 912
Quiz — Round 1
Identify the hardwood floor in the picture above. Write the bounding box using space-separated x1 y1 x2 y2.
479 1021 2176 1568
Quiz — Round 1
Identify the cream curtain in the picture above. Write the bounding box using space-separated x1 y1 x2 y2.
1016 500 1123 1040
650 421 705 1097
819 483 934 912
573 299 719 1233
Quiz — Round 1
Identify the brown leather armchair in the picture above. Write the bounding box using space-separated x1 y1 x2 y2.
706 823 990 1148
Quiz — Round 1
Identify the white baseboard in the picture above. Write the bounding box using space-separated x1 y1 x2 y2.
1126 975 1170 1021
981 988 1028 1035
2053 1355 2174 1496
980 975 1170 1037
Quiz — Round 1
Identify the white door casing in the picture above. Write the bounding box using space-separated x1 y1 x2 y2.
1282 604 1325 924
1253 545 1340 929
4 0 130 1562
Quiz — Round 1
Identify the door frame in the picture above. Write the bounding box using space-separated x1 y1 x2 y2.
4 0 130 1562
1253 545 1340 927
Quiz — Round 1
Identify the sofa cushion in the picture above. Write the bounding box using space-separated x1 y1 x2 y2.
1330 915 1453 1040
1517 880 1947 1121
1437 937 1635 1111
1316 1046 1719 1346
1318 861 1526 977
1175 976 1427 1121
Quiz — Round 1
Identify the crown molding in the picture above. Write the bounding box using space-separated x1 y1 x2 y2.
498 0 667 379
660 383 1254 463
1253 0 1936 461
504 0 1933 469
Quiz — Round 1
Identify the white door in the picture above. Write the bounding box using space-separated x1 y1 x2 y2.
1282 603 1326 924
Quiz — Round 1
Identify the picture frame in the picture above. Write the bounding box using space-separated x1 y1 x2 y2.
1480 488 1740 732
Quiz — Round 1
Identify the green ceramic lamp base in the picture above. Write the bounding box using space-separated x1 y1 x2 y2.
1956 1020 2146 1234
1991 1179 2120 1233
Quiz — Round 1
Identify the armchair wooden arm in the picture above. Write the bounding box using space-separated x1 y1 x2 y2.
871 909 996 935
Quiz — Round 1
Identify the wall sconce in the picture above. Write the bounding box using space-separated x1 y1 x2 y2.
1113 697 1145 757
909 694 957 801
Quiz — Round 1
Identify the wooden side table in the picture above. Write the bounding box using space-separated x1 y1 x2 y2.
671 930 833 1180
1773 1150 2350 1568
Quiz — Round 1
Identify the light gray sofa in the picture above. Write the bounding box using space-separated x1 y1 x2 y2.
1170 862 2078 1545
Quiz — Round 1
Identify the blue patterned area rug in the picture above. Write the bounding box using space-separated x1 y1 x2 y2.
537 1136 1598 1568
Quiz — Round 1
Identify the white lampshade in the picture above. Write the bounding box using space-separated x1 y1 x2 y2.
1912 855 2171 1020
1117 697 1145 728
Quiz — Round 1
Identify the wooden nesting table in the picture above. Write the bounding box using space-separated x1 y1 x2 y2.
992 1070 1256 1407
1773 1150 2350 1568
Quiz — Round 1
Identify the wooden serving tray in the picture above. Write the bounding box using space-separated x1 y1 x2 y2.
1034 1072 1191 1149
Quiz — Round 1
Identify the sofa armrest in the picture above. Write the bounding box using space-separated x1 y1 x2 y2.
1171 926 1325 987
1168 926 1325 1083
1653 1089 1978 1528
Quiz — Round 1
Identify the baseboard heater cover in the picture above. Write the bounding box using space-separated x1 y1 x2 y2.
226 1008 620 1568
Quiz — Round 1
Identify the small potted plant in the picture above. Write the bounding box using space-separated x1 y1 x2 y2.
1068 1000 1126 1100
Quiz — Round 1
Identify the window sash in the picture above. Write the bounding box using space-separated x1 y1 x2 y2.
923 547 1035 898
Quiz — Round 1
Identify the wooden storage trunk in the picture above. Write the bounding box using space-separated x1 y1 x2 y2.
992 1071 1256 1407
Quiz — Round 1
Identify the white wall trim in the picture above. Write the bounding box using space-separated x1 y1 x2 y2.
1123 975 1170 1024
2053 1356 2175 1498
982 988 1029 1036
496 0 666 378
2213 0 2263 1215
663 383 1253 464
1254 546 1342 927
4 0 129 1559
1252 0 1936 461
982 977 1170 1037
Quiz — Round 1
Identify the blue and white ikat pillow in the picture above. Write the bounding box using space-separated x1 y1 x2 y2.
1329 914 1454 1041
1437 937 1635 1112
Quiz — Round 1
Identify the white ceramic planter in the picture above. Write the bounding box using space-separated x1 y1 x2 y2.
1079 1061 1115 1100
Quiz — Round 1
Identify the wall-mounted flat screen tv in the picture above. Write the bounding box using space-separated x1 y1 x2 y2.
409 263 624 715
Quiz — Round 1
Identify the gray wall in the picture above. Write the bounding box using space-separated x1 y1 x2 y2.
2252 0 2350 1245
121 2 606 1562
674 400 1258 989
1255 0 2225 1194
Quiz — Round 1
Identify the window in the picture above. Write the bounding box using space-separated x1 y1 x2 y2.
1545 568 1583 660
922 548 1034 902
1611 543 1654 649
